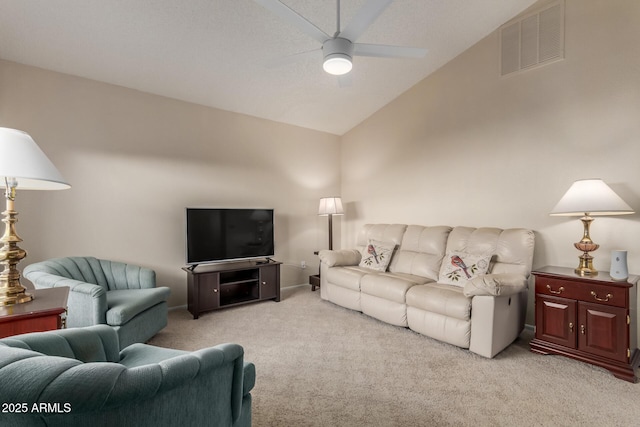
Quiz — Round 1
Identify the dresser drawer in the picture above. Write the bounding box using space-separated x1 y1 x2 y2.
536 276 627 308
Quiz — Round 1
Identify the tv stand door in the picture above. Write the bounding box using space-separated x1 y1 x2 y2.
199 273 220 312
186 271 220 319
260 264 280 301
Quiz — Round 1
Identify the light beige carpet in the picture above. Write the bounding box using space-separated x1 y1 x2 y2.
149 286 640 426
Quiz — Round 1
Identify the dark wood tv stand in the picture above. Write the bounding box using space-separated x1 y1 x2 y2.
184 260 281 319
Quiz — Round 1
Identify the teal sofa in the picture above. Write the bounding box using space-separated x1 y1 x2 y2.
0 325 254 427
24 257 170 349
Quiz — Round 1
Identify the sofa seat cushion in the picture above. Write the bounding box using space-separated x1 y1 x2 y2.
361 272 430 304
406 283 472 321
325 266 371 291
106 288 170 326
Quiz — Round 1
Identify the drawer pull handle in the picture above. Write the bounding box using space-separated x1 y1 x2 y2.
569 322 574 332
581 324 585 334
546 285 564 295
590 291 612 302
213 289 218 293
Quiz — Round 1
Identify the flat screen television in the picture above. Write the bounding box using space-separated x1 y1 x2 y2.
186 208 274 265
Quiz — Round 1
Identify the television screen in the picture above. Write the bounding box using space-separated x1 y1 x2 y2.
186 208 274 265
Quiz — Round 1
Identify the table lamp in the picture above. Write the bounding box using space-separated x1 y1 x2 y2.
318 197 344 250
0 128 70 305
550 178 634 276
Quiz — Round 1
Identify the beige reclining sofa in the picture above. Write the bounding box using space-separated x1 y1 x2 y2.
319 224 535 358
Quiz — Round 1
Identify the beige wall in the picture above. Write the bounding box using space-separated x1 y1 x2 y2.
0 60 341 307
1 0 638 327
341 0 640 325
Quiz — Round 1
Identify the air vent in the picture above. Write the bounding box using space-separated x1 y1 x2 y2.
500 1 564 76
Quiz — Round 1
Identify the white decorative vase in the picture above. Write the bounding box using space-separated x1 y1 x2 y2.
610 250 628 281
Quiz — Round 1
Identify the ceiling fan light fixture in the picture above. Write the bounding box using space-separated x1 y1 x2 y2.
323 54 352 75
322 37 354 75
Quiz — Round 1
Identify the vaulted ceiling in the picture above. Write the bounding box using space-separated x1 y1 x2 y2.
0 0 537 135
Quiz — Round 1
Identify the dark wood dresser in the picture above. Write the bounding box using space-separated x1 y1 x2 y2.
530 266 638 382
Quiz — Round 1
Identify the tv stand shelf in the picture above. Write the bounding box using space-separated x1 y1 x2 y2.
184 260 281 319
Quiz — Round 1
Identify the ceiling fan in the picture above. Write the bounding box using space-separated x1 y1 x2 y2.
254 0 428 76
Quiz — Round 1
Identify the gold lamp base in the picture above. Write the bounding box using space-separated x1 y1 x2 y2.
574 251 598 277
0 187 32 306
573 214 599 277
0 286 32 306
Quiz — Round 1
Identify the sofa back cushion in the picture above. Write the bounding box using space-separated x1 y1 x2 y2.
445 227 535 278
356 224 407 248
389 225 452 280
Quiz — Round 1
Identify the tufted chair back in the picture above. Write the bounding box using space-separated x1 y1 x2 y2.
24 256 156 292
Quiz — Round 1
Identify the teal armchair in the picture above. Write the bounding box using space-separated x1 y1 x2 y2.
0 325 254 427
24 257 170 349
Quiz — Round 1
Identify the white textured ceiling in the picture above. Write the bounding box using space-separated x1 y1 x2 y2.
0 0 537 135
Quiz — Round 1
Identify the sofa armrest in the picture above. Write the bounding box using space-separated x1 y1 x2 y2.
463 274 527 297
243 362 256 396
318 249 361 267
24 271 108 326
117 342 249 423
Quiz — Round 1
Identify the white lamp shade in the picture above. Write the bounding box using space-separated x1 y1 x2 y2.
0 127 70 190
550 179 634 216
318 197 344 216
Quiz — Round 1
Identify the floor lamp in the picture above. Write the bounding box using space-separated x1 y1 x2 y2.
318 197 344 250
312 197 344 292
0 128 70 305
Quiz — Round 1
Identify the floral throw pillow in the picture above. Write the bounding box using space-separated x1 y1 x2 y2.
438 251 491 287
359 239 396 272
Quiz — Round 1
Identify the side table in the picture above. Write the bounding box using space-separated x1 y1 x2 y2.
0 287 69 338
530 266 638 382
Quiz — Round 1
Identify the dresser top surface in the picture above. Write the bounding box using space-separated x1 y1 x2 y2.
533 265 639 286
0 287 69 320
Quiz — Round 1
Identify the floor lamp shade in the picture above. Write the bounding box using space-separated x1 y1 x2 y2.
0 127 70 305
550 179 634 276
318 197 344 216
318 197 344 251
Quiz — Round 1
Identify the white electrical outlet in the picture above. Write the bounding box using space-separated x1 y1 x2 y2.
301 260 306 269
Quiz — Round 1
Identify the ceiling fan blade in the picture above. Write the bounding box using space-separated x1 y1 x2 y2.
339 0 392 42
254 0 330 44
264 48 321 69
353 43 428 59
